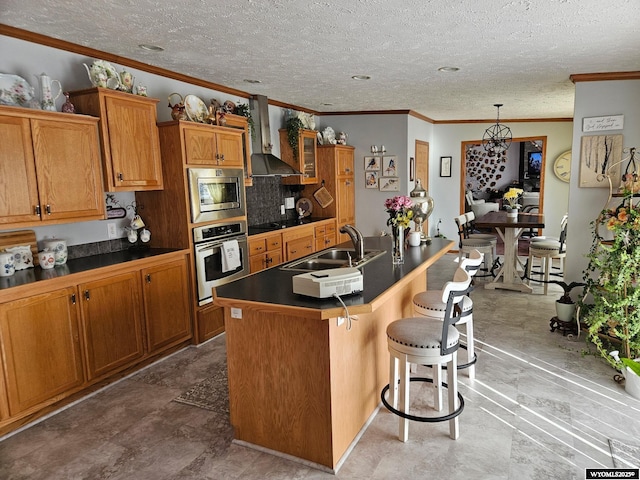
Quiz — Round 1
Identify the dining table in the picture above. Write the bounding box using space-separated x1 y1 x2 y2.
474 210 545 293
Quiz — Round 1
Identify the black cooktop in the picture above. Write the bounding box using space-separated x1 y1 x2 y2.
248 217 331 235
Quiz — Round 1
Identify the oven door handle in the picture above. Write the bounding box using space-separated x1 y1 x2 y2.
195 235 246 252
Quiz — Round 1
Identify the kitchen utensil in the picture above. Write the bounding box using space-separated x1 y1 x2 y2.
184 94 208 123
0 252 15 277
0 73 37 108
0 230 39 266
313 185 334 208
43 239 67 265
83 60 120 89
168 92 187 120
38 250 56 269
34 72 62 111
4 245 34 270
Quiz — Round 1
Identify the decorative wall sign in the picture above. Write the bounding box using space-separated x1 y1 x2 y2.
365 171 379 189
382 156 397 176
579 134 623 187
440 156 452 177
379 177 399 191
364 156 381 171
582 115 624 133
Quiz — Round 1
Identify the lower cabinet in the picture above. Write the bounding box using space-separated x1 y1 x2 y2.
196 304 225 343
282 225 315 262
0 251 192 434
249 232 282 274
79 272 145 381
0 287 84 416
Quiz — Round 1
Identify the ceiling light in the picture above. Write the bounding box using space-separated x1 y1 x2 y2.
482 104 512 154
243 79 262 84
321 102 333 106
351 75 371 80
438 66 459 72
138 44 164 52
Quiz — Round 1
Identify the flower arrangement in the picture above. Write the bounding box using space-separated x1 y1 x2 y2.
503 187 523 210
384 195 414 229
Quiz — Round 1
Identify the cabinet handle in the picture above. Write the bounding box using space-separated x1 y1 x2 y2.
118 172 124 181
84 290 90 300
256 246 263 252
219 154 225 162
71 293 76 304
45 204 51 215
346 181 351 186
345 168 351 173
266 257 272 265
35 204 41 216
146 274 151 284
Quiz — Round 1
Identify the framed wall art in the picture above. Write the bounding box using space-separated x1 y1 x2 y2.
364 156 381 171
582 114 624 133
379 177 399 191
365 171 379 189
579 134 623 187
382 156 397 176
440 156 452 177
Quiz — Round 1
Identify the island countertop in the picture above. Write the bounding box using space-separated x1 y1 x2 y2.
214 236 454 319
213 236 453 472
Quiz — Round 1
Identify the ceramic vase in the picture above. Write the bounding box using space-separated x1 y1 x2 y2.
392 226 405 265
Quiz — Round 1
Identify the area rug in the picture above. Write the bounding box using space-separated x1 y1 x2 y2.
608 438 640 468
173 362 229 415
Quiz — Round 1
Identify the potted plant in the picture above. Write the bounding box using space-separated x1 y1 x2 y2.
552 280 584 323
234 103 255 139
285 116 305 157
580 192 640 390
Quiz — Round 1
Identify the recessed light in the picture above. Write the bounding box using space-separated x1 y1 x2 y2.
322 102 334 106
243 79 262 84
351 75 371 80
438 66 460 72
138 44 164 52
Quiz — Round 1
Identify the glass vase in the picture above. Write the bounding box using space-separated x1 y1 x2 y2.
392 226 405 265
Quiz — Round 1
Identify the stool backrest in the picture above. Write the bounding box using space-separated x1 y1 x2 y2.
440 267 472 356
454 214 469 247
460 249 484 277
558 216 568 253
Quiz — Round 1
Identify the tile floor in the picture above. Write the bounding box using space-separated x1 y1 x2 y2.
1 254 639 480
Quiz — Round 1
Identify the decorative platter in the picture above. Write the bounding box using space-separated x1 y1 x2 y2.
184 95 208 123
0 73 36 108
296 198 313 217
316 131 323 145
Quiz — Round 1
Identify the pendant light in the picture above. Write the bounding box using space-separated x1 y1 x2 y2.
482 104 512 154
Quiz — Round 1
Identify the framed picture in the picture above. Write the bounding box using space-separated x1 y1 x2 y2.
440 156 452 177
579 134 623 187
379 177 399 191
582 114 624 132
382 156 397 176
365 171 379 189
364 156 381 171
409 156 415 181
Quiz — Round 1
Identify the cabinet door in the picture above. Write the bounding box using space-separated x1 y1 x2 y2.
184 127 217 165
196 304 224 343
0 114 40 225
141 259 192 354
337 149 354 176
31 118 104 222
215 130 244 167
79 272 144 380
103 95 163 190
0 287 84 416
337 176 355 226
301 130 318 183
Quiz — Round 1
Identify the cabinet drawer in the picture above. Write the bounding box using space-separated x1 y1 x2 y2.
249 238 267 256
286 235 314 261
265 234 282 252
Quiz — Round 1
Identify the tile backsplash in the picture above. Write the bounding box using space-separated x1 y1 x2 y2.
245 176 303 226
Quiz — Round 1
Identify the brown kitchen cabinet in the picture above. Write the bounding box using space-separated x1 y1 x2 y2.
183 122 244 167
223 113 253 185
0 287 84 417
196 304 225 343
279 128 318 184
249 232 283 273
141 258 192 354
78 272 145 381
69 87 163 191
315 220 337 251
282 224 315 262
0 106 104 228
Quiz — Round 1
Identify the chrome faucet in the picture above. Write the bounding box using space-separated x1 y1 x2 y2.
340 224 364 261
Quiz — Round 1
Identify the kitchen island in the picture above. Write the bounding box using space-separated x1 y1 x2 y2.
213 236 453 472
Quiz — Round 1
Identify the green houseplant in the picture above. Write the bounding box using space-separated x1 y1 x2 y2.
285 116 305 157
234 103 254 140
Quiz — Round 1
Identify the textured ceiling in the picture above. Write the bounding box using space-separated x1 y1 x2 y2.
1 0 639 120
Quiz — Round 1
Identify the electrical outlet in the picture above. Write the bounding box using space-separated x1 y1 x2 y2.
107 222 118 239
231 308 242 319
337 316 345 326
280 204 285 215
285 197 295 209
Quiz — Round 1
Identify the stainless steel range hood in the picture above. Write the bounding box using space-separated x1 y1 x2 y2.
249 94 301 177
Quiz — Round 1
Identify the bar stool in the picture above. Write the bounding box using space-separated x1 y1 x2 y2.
455 214 495 277
381 267 472 441
526 217 568 294
412 249 483 385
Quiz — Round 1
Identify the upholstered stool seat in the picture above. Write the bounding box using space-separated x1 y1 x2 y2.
526 216 568 295
455 214 495 277
382 267 471 441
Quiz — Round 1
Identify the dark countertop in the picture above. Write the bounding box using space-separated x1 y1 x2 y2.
0 248 181 291
248 217 333 236
215 236 453 311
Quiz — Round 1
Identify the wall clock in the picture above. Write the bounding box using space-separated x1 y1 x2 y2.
553 150 571 183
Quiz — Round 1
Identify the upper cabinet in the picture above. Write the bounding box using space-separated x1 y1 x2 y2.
183 122 244 167
222 113 253 185
69 88 163 191
279 128 318 184
0 106 105 228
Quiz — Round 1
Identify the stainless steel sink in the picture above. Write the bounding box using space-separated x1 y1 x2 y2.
281 248 386 272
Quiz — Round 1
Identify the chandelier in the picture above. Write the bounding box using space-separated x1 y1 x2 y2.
482 104 512 154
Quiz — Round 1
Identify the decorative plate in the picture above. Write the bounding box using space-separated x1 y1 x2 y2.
316 131 323 145
0 73 37 108
296 198 313 217
184 95 208 123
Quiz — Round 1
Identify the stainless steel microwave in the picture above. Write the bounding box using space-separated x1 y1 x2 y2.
188 167 246 223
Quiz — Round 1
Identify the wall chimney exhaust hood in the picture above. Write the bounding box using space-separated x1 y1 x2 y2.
249 95 302 177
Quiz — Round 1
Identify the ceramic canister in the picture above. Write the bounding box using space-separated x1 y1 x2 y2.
0 252 15 277
44 239 68 265
38 250 56 269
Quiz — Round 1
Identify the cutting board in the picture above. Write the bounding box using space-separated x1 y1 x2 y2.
0 230 39 266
